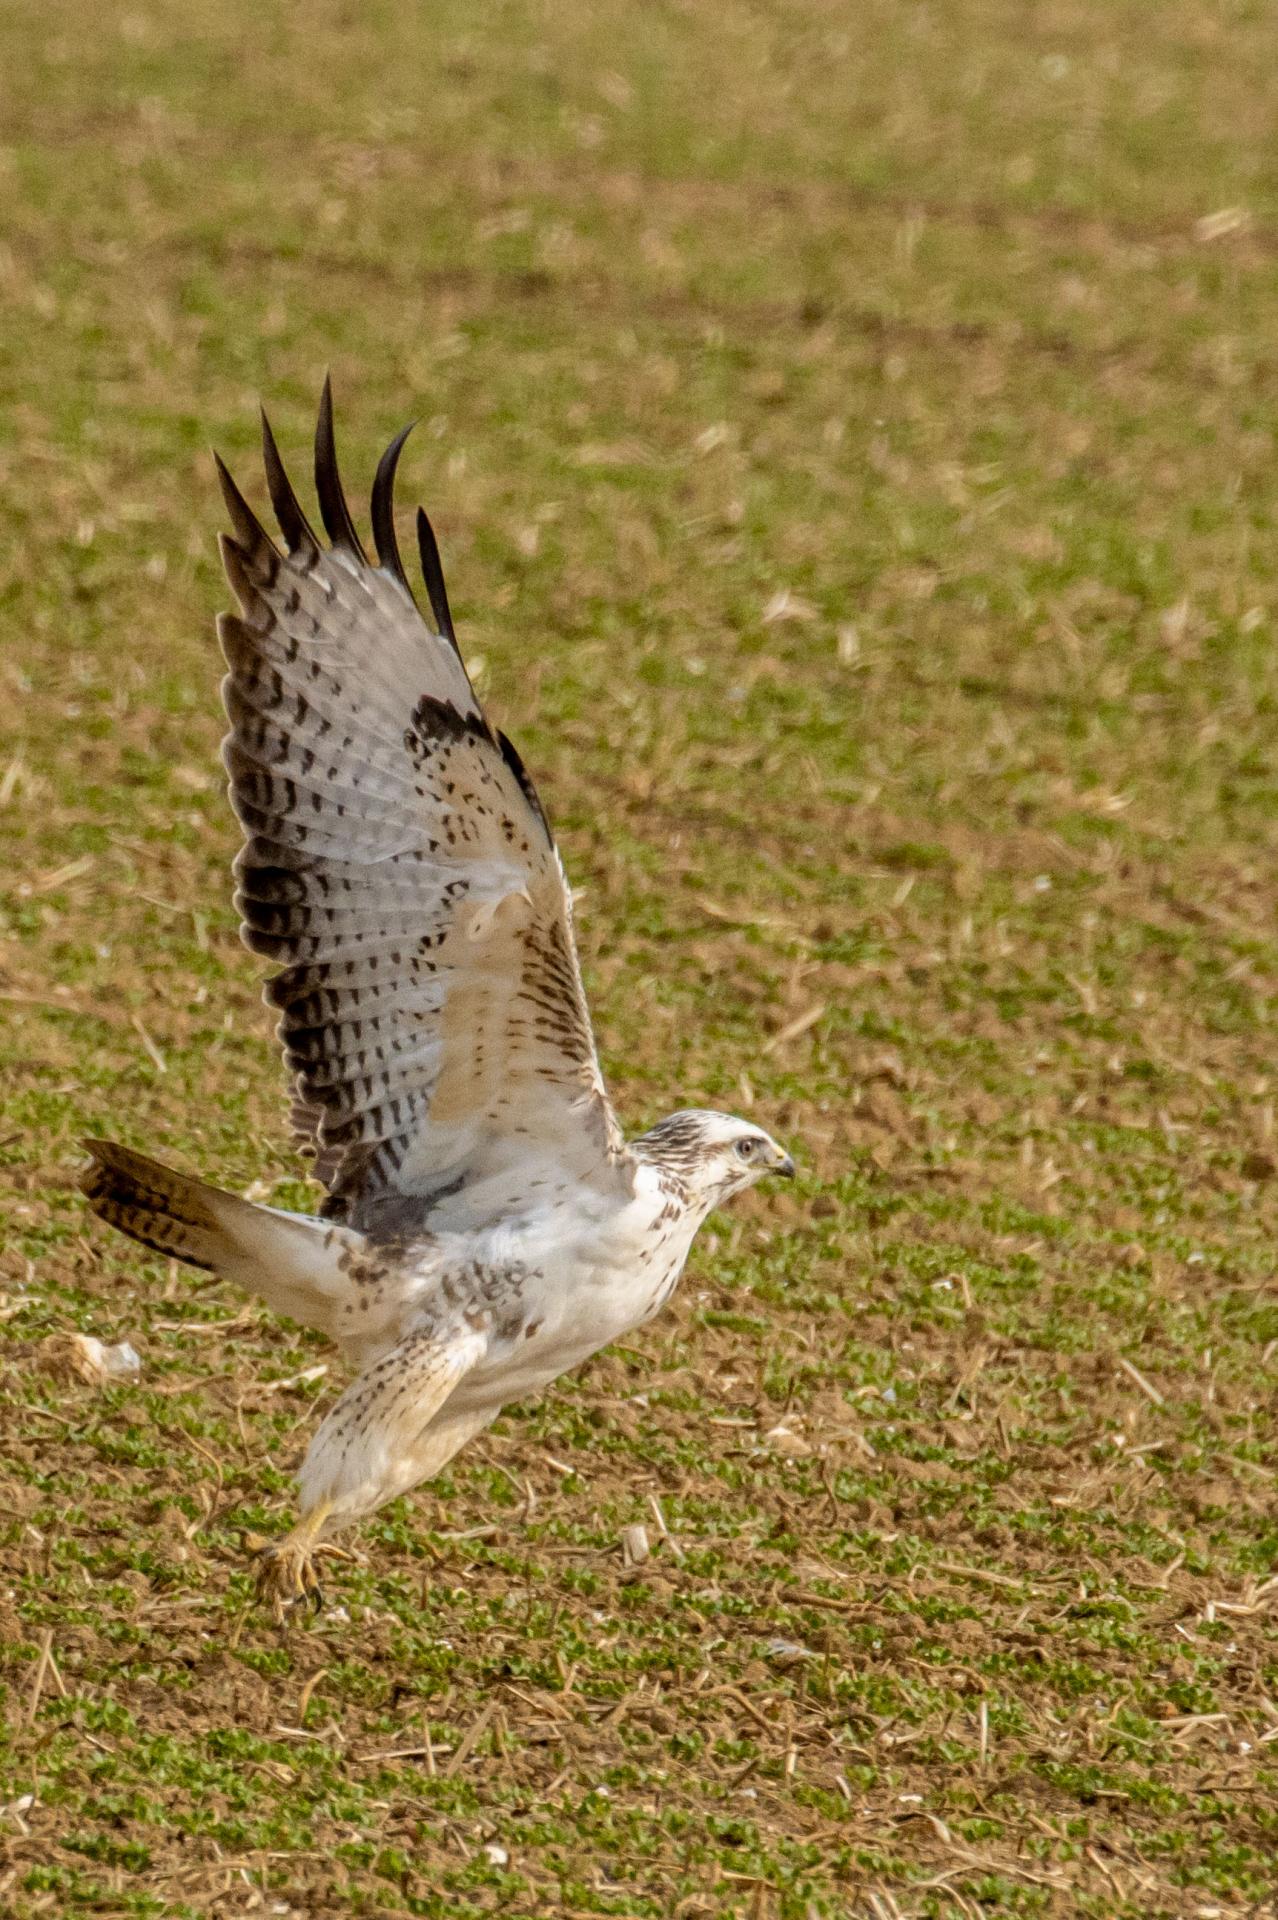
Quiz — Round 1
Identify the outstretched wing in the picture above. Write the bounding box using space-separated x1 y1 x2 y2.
217 381 625 1236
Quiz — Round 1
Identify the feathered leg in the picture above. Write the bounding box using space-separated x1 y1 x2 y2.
253 1323 489 1618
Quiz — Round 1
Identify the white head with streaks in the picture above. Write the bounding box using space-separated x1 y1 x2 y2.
632 1109 796 1211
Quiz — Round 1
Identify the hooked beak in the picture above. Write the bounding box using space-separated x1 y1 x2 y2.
772 1151 796 1180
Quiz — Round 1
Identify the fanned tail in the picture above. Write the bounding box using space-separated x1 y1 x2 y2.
79 1139 367 1334
81 1139 245 1272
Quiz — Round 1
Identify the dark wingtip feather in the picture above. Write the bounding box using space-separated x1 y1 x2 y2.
260 407 318 556
370 421 417 597
214 451 275 558
219 532 262 616
497 728 552 838
314 375 367 559
415 506 459 652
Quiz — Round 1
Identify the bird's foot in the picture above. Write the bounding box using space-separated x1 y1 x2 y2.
251 1502 348 1624
254 1536 325 1623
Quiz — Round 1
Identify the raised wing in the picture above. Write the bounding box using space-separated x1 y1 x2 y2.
216 381 626 1236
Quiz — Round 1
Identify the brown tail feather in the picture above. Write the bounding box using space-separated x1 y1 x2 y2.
80 1140 367 1337
81 1139 252 1273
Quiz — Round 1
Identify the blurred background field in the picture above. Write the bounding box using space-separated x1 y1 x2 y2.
2 1 1278 1914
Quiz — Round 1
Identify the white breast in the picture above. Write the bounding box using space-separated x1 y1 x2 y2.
448 1165 698 1413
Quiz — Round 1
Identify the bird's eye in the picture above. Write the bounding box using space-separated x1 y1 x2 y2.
734 1137 760 1162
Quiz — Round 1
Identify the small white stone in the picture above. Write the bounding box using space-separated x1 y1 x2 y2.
766 1639 814 1668
39 1332 142 1386
102 1340 142 1378
620 1523 650 1567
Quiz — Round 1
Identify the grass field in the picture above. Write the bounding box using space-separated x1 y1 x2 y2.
3 1 1278 1913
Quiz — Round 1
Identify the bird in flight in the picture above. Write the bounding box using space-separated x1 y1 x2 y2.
82 384 796 1617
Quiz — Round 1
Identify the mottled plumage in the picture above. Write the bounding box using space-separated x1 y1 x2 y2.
83 387 795 1613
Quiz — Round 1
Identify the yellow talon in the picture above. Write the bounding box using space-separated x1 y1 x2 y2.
253 1501 334 1623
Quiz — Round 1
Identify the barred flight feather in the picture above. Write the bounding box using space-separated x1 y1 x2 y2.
216 384 624 1232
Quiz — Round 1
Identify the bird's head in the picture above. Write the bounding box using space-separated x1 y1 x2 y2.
634 1109 796 1210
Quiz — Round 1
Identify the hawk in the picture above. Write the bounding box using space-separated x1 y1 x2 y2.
82 385 796 1616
